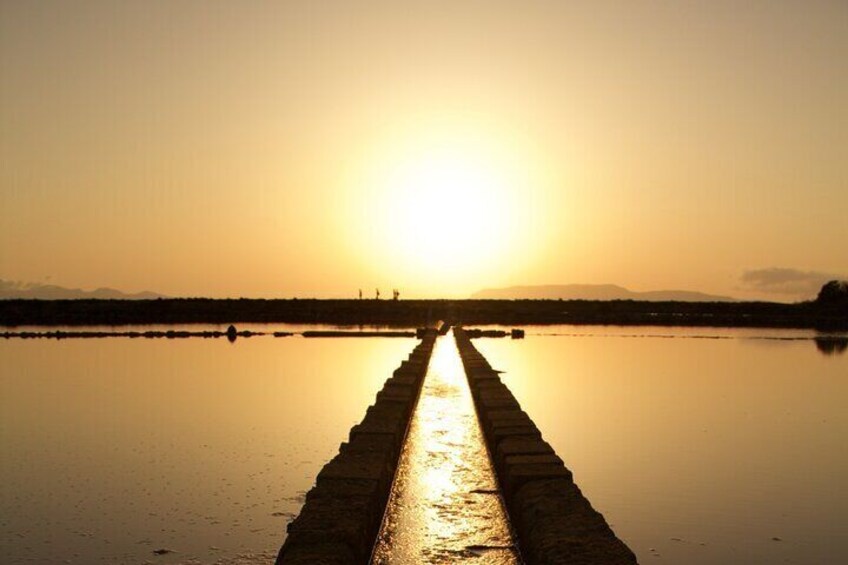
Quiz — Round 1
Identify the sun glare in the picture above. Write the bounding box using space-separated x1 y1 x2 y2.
363 136 530 290
385 151 505 260
340 122 551 295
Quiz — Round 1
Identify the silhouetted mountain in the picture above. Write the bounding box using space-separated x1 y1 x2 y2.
0 280 164 300
472 284 737 302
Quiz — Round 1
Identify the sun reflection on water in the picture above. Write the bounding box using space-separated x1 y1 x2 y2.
372 333 518 564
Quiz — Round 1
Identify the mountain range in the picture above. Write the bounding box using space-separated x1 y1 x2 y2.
472 284 736 302
0 280 164 300
1 280 737 302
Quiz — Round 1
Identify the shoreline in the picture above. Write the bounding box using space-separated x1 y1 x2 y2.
1 298 845 330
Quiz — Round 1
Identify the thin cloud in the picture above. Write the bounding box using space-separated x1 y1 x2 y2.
740 268 845 298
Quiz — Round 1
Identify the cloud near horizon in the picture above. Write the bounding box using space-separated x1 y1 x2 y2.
740 268 846 298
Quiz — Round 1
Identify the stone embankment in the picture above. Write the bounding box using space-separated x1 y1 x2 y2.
275 331 437 564
463 327 525 339
454 327 638 564
301 330 416 338
0 329 274 340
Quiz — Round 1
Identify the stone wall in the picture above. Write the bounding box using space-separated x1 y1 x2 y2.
275 332 437 564
454 328 638 564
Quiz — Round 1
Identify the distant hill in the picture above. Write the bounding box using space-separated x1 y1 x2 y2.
0 280 164 300
472 284 737 302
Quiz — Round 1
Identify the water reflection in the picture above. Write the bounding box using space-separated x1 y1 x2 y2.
372 335 518 564
0 334 414 564
480 323 848 358
475 328 848 565
814 336 848 356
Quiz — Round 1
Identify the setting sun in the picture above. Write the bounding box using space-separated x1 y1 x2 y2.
380 145 514 270
341 126 550 295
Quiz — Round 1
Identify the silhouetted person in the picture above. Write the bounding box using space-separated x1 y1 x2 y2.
358 289 362 300
375 288 380 300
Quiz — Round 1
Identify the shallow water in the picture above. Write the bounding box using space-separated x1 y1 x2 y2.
372 334 518 564
0 332 415 564
475 326 848 564
3 325 845 564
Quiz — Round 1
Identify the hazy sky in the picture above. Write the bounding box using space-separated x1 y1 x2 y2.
1 1 846 300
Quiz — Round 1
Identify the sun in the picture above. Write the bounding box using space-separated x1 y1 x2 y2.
364 133 537 295
341 125 547 295
382 148 509 266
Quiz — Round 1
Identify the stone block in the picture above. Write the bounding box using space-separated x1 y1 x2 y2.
503 453 564 467
486 409 530 422
340 434 399 461
283 496 376 562
487 413 535 432
501 462 573 497
351 415 405 437
347 430 402 459
495 438 555 471
375 388 415 406
370 395 414 418
388 374 419 387
511 479 638 565
380 382 416 397
477 393 521 412
468 373 501 386
275 540 357 564
317 452 393 487
490 424 542 444
473 381 509 395
304 477 383 502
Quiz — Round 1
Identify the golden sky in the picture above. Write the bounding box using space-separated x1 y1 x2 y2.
1 1 846 300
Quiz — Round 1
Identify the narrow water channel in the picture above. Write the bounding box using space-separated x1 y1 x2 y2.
371 332 520 564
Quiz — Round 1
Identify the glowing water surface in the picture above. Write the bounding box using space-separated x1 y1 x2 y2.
372 334 519 564
0 331 415 565
4 326 844 564
475 326 848 565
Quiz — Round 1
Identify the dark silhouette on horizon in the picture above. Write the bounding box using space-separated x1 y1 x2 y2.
472 283 737 302
2 296 846 330
814 336 848 356
816 280 848 305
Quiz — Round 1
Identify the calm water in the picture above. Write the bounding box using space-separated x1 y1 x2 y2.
475 326 848 564
2 326 846 564
0 330 415 564
373 334 518 564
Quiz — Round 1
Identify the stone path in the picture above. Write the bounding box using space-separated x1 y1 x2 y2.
371 333 519 564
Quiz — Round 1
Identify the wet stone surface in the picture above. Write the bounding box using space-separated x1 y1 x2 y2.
372 337 520 564
276 336 436 564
